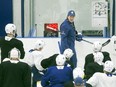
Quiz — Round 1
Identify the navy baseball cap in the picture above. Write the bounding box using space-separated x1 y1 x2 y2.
74 77 83 86
67 10 75 16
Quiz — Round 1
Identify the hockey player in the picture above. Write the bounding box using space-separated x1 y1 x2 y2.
84 41 111 73
24 39 45 87
0 23 25 62
64 67 85 87
25 39 45 68
60 10 78 68
86 60 116 87
84 52 104 80
41 54 73 87
0 48 31 87
73 67 85 80
41 48 74 69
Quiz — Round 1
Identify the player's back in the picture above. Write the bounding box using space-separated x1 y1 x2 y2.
85 62 103 80
41 54 58 69
87 72 116 87
84 52 111 70
41 66 73 87
0 61 31 87
0 37 24 61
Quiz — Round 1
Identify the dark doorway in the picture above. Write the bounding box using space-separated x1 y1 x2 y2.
0 0 13 37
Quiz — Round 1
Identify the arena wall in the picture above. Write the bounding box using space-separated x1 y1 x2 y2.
18 38 116 69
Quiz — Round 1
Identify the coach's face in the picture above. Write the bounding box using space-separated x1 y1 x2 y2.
68 16 75 23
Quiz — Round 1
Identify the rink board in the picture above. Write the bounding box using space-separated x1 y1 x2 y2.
17 37 116 69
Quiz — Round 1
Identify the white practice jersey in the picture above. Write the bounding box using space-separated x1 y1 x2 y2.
23 50 44 71
87 72 116 87
111 35 116 53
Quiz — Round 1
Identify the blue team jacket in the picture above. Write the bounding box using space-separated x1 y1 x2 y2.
60 19 76 53
41 66 73 87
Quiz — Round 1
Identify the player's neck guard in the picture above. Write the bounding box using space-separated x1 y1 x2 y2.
5 36 13 41
56 66 64 69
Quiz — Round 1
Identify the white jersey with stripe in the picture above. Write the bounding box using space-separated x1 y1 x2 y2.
87 72 116 87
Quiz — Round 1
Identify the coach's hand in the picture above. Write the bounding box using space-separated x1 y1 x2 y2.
76 33 83 42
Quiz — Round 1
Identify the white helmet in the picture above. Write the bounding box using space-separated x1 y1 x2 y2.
104 61 114 73
9 48 20 58
93 41 102 52
63 48 74 60
34 40 45 49
56 54 66 66
5 23 16 34
73 67 85 79
94 52 104 64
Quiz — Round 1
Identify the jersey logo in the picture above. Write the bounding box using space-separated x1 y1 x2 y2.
106 73 112 77
71 11 74 14
61 31 65 35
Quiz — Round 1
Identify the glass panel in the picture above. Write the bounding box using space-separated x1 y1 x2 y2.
26 0 109 37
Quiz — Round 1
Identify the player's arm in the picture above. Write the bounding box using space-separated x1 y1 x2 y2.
17 41 25 59
86 83 92 87
41 68 51 87
66 60 74 69
0 64 2 86
41 54 58 69
86 73 98 87
84 54 94 70
23 64 31 87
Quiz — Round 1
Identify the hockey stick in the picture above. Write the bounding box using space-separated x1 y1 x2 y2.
102 39 111 47
59 29 110 47
82 39 94 44
82 38 111 47
58 41 61 53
